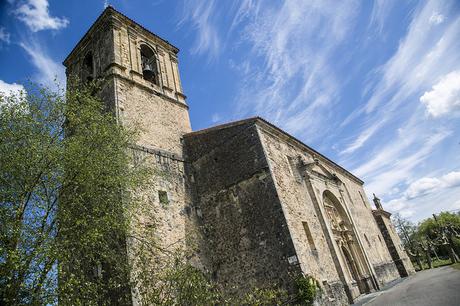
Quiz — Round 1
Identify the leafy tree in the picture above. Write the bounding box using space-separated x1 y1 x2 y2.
392 212 460 270
418 212 460 263
0 82 150 305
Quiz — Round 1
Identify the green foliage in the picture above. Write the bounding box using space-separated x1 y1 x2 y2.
420 258 452 270
0 81 150 305
393 212 460 270
147 259 220 306
237 287 288 306
295 275 320 305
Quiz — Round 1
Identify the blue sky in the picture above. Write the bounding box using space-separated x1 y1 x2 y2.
1 0 460 222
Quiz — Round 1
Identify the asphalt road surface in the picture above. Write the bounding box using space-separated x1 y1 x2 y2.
353 266 460 306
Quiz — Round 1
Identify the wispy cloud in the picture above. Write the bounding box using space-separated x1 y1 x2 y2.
369 0 395 34
20 40 65 89
341 0 460 154
211 113 221 124
178 0 220 59
361 129 450 197
429 12 445 25
231 0 359 141
179 0 459 222
0 27 11 45
15 0 69 32
420 70 460 117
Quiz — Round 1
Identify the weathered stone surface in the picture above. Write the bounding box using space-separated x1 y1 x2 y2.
185 123 302 298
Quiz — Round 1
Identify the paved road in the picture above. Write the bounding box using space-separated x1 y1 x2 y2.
354 266 460 306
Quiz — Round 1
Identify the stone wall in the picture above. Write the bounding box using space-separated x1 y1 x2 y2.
257 126 350 304
343 190 400 286
115 78 191 155
185 123 302 298
130 146 196 251
256 119 400 300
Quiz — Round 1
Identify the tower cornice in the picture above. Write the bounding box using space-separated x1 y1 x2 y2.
63 6 179 67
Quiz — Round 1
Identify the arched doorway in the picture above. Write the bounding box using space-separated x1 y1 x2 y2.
342 246 360 284
322 190 371 295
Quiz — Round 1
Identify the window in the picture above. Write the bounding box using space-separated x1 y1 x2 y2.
93 261 102 279
287 156 302 183
158 190 169 205
364 234 371 247
83 51 94 82
140 44 158 84
358 191 367 208
302 221 316 250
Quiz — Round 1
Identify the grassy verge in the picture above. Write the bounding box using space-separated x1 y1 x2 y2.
451 263 460 270
415 258 454 271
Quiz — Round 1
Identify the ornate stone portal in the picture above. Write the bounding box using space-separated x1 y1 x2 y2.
323 191 373 298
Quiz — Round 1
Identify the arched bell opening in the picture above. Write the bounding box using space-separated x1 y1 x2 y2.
140 44 159 85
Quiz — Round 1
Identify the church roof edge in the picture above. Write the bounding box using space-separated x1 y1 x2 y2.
185 117 365 185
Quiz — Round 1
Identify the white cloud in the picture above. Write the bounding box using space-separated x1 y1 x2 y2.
404 170 460 199
0 27 11 45
341 0 460 154
384 172 460 221
429 12 445 25
20 40 65 89
420 70 460 117
0 80 25 96
15 0 69 32
179 0 220 58
406 177 442 199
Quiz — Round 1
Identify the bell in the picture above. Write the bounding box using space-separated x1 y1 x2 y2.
143 63 155 80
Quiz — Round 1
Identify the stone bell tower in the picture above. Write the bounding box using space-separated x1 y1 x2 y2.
372 194 415 278
63 6 191 154
63 6 195 257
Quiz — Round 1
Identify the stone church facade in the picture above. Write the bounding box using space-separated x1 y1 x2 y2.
63 7 414 305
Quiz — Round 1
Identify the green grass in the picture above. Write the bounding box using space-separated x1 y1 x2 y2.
415 258 453 271
452 263 460 270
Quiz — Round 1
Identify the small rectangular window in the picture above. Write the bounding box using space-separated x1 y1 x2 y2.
302 221 316 250
287 156 302 183
158 191 169 205
358 191 367 208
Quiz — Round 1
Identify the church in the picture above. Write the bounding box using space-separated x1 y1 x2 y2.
63 6 414 305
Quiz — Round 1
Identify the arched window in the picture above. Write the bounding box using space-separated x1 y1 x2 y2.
140 44 158 85
83 52 94 82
